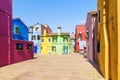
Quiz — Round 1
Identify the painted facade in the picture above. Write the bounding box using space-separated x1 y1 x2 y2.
98 0 120 80
0 0 12 66
75 25 86 53
52 27 71 54
86 11 98 62
12 18 28 41
0 0 33 67
29 23 41 53
40 24 52 54
41 27 71 54
70 32 75 52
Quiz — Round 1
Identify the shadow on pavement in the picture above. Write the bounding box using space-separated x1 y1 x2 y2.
85 59 104 77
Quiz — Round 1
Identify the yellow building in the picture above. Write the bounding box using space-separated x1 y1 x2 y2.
41 30 52 54
98 0 120 80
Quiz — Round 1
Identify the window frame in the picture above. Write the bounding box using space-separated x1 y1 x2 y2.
14 25 20 34
53 37 57 42
63 37 68 42
27 44 32 51
48 38 51 42
32 35 36 40
37 35 40 40
98 10 100 23
16 43 23 51
41 38 44 42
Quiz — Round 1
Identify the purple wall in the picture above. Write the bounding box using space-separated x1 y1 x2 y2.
11 40 33 64
86 11 98 62
0 0 12 66
0 0 34 67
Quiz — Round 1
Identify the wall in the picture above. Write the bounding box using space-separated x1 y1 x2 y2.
117 0 120 80
30 24 41 53
86 12 98 62
41 30 52 54
75 25 86 52
97 0 109 79
11 40 33 63
0 0 12 66
12 18 28 41
98 0 120 80
108 0 118 79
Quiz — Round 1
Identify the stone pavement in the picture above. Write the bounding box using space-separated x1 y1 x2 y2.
0 53 104 80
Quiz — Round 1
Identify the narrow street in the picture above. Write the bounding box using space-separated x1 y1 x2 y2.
0 53 104 80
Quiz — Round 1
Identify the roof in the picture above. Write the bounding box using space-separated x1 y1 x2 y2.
51 32 69 36
76 25 86 29
41 24 52 32
88 11 97 15
41 32 70 37
12 18 28 30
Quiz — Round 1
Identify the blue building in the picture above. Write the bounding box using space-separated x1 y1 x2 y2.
28 23 41 54
12 18 28 41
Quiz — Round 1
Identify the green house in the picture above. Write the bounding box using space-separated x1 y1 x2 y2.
52 27 71 54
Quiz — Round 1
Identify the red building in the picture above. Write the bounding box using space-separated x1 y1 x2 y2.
75 25 86 53
0 0 33 67
86 11 98 62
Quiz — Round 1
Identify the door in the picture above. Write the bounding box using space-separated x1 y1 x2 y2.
52 46 56 54
48 46 51 54
64 46 68 54
34 46 37 53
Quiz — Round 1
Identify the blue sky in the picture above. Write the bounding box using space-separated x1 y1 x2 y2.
13 0 97 33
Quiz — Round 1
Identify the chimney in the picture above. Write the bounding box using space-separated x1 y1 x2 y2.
58 27 61 35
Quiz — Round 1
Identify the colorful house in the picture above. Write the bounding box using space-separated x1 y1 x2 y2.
98 0 120 80
12 18 28 41
70 32 75 52
75 25 86 53
40 24 52 54
52 27 71 54
86 11 98 63
41 27 71 54
28 23 41 53
0 0 33 67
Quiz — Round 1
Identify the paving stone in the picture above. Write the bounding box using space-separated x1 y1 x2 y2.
0 53 104 80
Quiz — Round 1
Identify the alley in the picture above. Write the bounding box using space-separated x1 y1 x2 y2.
0 53 104 80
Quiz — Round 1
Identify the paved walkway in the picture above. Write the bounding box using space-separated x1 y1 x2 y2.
0 53 104 80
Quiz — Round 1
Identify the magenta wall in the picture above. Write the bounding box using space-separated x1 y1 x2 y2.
0 0 34 67
11 40 34 64
0 0 12 66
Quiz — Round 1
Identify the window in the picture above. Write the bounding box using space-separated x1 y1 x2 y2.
48 38 51 42
86 29 89 39
78 34 82 41
52 46 56 51
27 44 32 50
41 46 43 50
41 38 44 42
16 43 23 50
97 40 100 53
53 37 57 42
35 27 39 31
32 35 36 40
37 35 40 40
98 10 100 23
63 37 68 42
14 26 20 34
